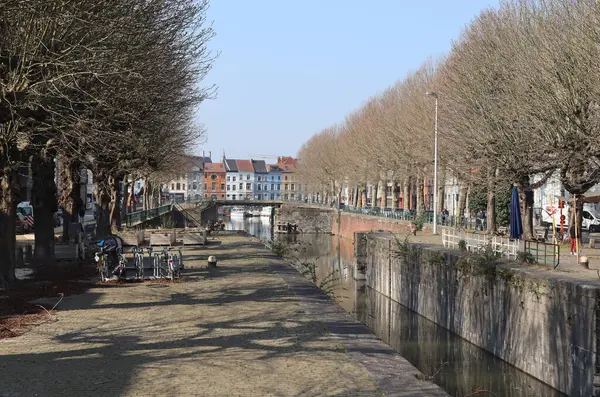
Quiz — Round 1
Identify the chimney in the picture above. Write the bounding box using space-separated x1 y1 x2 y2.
208 151 211 160
202 150 205 158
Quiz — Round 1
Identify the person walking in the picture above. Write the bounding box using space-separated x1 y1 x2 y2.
569 223 581 255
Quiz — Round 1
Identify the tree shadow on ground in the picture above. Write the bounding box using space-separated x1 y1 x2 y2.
0 293 379 397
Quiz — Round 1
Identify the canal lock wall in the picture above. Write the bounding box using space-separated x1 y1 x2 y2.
275 203 432 237
359 231 600 397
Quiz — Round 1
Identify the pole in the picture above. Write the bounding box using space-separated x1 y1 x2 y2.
433 97 439 235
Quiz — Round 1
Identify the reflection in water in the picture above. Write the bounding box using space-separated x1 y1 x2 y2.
229 218 566 397
225 215 272 241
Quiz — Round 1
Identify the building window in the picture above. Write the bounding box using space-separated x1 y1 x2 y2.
171 183 175 190
284 185 288 191
258 176 261 182
182 184 185 190
258 185 261 191
211 183 217 190
221 194 225 198
232 185 236 191
204 183 207 190
220 183 225 191
271 184 274 190
291 184 295 191
264 184 267 191
278 184 280 190
233 176 236 182
232 195 236 200
227 176 230 181
193 183 197 190
291 194 295 200
284 176 288 181
278 176 281 180
211 194 217 199
246 175 250 180
211 174 217 180
246 183 251 190
239 183 243 189
227 185 230 191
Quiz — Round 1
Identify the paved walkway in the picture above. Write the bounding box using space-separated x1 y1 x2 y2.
0 235 445 397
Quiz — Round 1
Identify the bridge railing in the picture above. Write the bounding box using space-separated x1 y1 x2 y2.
125 204 172 227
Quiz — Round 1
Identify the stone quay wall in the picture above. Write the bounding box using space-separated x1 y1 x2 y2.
361 232 600 397
332 211 433 240
274 204 334 234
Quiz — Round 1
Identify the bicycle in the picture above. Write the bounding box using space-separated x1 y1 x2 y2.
132 246 146 279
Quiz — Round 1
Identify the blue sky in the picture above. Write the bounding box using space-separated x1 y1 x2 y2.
195 0 499 161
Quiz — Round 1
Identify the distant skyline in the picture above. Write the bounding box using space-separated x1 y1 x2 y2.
195 0 499 160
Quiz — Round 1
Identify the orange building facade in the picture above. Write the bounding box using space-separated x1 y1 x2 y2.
203 162 227 199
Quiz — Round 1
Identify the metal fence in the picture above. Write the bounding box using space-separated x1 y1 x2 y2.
523 240 560 268
125 204 173 227
442 227 521 260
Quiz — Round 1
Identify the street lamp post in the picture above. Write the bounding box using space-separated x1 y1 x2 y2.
426 91 439 235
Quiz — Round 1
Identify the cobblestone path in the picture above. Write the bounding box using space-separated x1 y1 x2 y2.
0 235 444 397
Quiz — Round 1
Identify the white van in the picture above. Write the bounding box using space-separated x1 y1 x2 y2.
541 199 600 232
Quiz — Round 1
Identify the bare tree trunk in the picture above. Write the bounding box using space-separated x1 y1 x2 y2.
360 187 366 209
518 176 535 240
417 176 425 214
95 177 111 238
382 180 388 209
457 182 468 219
372 182 379 209
0 167 18 285
31 153 57 265
144 181 150 210
391 179 398 209
127 175 135 213
403 176 410 210
486 167 497 234
437 169 445 213
109 175 122 231
59 157 83 242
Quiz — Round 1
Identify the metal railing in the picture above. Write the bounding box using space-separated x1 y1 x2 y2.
523 240 560 268
125 204 173 227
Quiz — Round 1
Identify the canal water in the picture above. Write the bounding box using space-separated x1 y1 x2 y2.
225 216 566 397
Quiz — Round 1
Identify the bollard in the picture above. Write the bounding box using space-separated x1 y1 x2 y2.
208 255 217 268
25 245 33 264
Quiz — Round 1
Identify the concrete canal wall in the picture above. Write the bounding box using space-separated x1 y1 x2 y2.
360 231 600 397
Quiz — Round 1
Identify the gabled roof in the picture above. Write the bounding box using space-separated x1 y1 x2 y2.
251 159 268 173
267 164 282 173
236 159 254 173
277 156 297 172
224 159 238 172
204 162 225 172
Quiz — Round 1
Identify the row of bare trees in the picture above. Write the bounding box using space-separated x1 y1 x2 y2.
0 0 216 284
297 0 600 239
